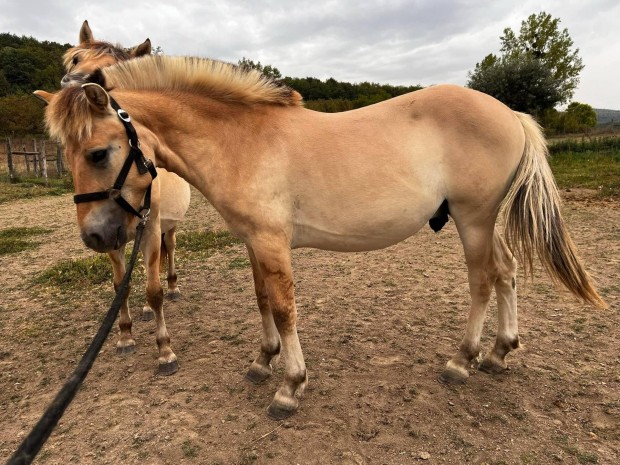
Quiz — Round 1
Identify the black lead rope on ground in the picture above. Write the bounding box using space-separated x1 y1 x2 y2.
6 221 147 465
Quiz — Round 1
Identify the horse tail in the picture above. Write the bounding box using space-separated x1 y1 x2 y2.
501 112 606 308
159 233 168 273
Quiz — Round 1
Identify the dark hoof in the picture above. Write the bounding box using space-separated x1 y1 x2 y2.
141 310 155 321
158 359 179 376
167 290 181 301
245 367 271 384
478 359 507 375
267 402 296 420
438 368 468 385
116 344 136 355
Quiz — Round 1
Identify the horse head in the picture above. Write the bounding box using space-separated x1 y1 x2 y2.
61 20 151 88
34 84 158 252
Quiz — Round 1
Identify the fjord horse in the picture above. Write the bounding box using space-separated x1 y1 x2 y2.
35 55 604 418
58 22 191 371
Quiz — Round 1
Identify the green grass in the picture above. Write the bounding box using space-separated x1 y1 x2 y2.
549 149 620 196
176 229 242 253
0 226 52 255
34 254 113 287
0 176 73 203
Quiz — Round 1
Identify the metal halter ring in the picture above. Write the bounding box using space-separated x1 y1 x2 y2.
117 109 131 122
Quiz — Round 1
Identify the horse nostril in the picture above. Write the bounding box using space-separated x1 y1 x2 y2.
82 231 105 251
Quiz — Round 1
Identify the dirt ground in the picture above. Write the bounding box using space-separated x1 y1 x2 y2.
0 188 618 465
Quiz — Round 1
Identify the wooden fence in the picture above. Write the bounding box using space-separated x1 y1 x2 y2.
1 137 67 183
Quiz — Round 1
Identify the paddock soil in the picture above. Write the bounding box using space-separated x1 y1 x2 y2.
0 188 618 465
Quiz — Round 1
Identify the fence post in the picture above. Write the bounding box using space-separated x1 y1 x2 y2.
56 143 65 175
24 143 31 174
6 137 15 181
40 139 49 186
32 139 39 177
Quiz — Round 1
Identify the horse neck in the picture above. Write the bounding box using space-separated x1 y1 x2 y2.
111 89 281 205
113 91 231 193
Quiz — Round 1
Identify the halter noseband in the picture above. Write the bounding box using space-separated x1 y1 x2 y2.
73 96 157 222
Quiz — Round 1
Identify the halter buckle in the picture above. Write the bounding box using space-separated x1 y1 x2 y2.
108 188 122 200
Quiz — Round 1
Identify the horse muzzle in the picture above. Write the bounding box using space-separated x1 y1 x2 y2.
61 73 88 88
80 222 128 252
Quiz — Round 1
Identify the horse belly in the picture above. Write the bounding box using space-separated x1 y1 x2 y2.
291 190 440 252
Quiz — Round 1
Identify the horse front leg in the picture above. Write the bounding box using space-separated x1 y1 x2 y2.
251 239 307 419
108 246 135 354
245 245 281 384
163 226 181 300
479 230 520 374
142 228 178 375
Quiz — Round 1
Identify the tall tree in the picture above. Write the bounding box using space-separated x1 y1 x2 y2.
468 55 563 115
500 12 583 103
467 12 584 115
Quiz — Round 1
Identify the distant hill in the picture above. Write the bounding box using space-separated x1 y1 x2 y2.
594 108 620 126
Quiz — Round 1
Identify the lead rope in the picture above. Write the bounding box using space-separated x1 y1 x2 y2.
6 219 148 465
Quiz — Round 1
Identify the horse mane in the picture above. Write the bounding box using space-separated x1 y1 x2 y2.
63 40 131 70
45 87 95 145
100 55 303 107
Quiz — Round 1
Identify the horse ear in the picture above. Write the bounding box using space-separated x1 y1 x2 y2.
33 90 55 105
130 38 152 57
82 83 110 114
79 20 93 44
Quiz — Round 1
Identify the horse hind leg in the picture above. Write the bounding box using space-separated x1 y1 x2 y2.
163 226 181 300
108 247 136 354
478 230 520 375
440 219 499 384
245 245 282 384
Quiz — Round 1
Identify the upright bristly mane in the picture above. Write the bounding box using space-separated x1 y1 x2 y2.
63 41 131 70
101 55 303 106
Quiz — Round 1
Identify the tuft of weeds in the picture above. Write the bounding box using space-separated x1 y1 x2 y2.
176 229 242 254
0 226 51 255
34 254 112 287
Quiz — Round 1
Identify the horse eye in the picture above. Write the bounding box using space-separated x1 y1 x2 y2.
88 149 108 164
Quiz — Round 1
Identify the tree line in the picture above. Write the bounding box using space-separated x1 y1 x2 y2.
0 13 600 137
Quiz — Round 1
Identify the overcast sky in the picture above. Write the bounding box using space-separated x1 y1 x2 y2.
2 0 619 109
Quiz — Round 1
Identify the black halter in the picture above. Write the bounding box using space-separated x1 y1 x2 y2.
73 96 157 221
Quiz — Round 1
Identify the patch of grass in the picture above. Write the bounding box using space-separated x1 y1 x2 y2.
549 149 620 197
176 229 242 254
229 256 251 268
0 176 73 203
34 254 112 287
0 226 52 255
181 439 200 458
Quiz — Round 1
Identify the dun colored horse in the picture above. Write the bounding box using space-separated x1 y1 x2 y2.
35 55 604 419
58 23 191 374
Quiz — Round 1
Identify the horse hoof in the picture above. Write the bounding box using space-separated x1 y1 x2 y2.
478 358 507 375
158 360 179 376
267 402 296 420
245 366 271 384
438 368 468 385
167 290 181 301
141 310 155 321
116 344 136 355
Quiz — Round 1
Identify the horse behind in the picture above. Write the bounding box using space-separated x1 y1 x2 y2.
58 22 191 374
35 55 605 419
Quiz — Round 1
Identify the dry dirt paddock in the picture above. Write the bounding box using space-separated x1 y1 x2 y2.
0 188 618 465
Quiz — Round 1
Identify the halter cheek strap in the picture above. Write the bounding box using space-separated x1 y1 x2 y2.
73 96 157 221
